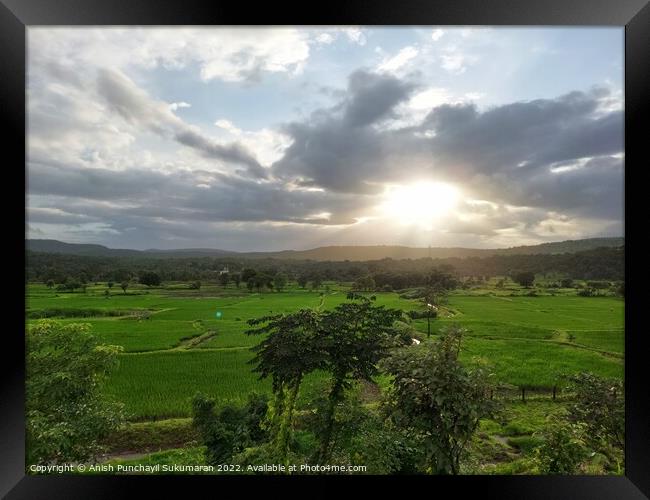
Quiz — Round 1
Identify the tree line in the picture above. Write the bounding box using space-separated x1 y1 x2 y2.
26 246 623 286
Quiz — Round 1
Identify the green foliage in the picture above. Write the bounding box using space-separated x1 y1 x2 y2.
246 309 325 462
512 271 535 288
102 418 198 454
26 320 124 465
348 417 423 474
352 275 375 291
310 273 323 290
26 308 141 319
139 271 161 287
218 273 230 287
406 309 437 320
273 272 288 292
535 422 587 474
120 280 129 294
381 325 499 474
56 278 82 292
192 393 269 466
566 372 624 451
241 268 257 283
297 274 308 289
314 296 406 461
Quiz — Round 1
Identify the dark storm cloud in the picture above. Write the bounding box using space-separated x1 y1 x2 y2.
275 71 421 193
27 161 371 227
96 69 266 178
343 70 417 127
420 88 622 173
174 130 268 179
272 76 623 220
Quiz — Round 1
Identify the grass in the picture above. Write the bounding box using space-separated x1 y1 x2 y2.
105 348 329 420
26 283 625 420
101 418 198 454
460 337 623 388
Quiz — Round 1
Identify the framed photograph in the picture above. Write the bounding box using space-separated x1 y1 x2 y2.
3 0 648 497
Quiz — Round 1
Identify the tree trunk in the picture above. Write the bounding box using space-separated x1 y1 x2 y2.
317 377 345 463
276 377 301 466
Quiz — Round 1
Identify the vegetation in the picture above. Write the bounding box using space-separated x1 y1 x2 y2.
24 243 625 475
26 321 124 464
381 326 498 474
192 393 269 465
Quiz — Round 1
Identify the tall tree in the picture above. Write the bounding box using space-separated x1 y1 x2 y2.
246 310 325 464
512 271 535 288
139 271 161 287
241 268 257 283
273 273 288 293
297 274 309 289
218 273 230 288
314 295 405 463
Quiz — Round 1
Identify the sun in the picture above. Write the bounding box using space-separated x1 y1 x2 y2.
379 181 461 228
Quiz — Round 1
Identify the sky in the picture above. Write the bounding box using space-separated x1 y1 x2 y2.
26 27 624 251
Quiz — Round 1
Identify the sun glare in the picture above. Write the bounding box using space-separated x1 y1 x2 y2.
380 181 461 228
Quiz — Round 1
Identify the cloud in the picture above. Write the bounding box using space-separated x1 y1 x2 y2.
96 68 266 178
273 70 419 193
316 33 335 44
169 101 191 111
377 46 419 74
431 29 445 41
344 70 418 127
343 28 367 46
273 75 623 226
29 28 312 83
27 160 374 230
26 28 624 250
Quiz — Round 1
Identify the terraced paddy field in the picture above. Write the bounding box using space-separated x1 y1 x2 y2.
26 284 624 420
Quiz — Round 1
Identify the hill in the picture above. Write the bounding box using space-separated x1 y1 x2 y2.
26 237 624 261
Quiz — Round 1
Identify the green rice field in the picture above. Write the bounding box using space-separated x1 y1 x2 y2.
26 283 624 420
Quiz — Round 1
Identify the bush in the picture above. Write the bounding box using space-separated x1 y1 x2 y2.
406 309 437 320
347 414 423 474
381 326 499 474
535 423 587 474
560 278 574 288
26 321 124 465
139 271 161 287
512 271 535 288
587 281 610 290
192 393 269 466
566 372 624 451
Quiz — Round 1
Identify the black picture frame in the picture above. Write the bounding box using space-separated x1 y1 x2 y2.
3 1 648 498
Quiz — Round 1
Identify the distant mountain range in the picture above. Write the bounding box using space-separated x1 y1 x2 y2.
26 237 624 261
